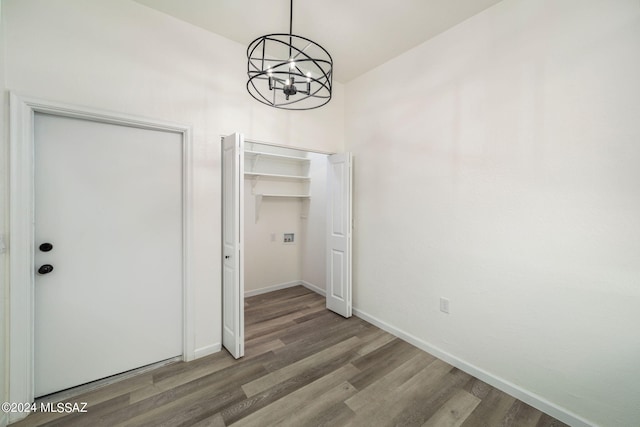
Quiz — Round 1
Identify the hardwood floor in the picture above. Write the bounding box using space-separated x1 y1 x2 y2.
11 286 569 426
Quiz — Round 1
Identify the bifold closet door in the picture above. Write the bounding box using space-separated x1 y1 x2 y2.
326 153 353 318
222 133 245 359
34 113 183 397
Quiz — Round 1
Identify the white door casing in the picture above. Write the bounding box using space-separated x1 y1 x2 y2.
34 113 184 397
8 94 194 422
326 153 353 318
221 133 245 359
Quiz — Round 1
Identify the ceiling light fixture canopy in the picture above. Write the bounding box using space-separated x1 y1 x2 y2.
246 0 333 110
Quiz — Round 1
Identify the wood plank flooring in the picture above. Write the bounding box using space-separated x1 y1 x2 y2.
11 286 569 426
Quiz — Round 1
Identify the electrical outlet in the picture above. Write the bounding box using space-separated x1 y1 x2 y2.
440 297 450 314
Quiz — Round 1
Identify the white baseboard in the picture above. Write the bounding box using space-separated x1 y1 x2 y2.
352 307 596 427
301 280 326 297
194 342 221 359
244 281 302 297
244 280 326 298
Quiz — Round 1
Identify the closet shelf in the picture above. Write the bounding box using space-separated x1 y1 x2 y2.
257 193 310 198
245 144 311 222
245 172 310 181
245 150 310 163
254 194 311 222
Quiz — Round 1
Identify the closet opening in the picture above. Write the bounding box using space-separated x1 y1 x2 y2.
221 133 352 359
243 140 329 300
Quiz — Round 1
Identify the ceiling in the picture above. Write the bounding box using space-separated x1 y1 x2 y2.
134 0 503 83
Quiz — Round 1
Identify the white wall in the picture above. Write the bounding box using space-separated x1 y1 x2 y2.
2 0 343 360
345 1 640 426
0 2 8 424
243 189 302 293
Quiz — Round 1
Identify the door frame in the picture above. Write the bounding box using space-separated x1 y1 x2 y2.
7 93 195 419
222 137 352 356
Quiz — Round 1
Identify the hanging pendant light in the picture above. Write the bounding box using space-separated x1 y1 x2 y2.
246 0 333 110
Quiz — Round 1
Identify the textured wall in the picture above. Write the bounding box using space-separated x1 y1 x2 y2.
345 1 640 425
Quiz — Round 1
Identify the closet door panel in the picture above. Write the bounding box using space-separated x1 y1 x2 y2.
222 133 245 358
326 153 352 318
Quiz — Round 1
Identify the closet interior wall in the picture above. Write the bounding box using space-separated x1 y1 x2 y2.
243 141 328 296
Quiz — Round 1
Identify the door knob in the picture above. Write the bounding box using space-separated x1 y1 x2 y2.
39 243 53 252
225 255 231 259
38 264 54 275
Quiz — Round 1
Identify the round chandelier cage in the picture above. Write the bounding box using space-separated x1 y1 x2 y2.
246 0 333 110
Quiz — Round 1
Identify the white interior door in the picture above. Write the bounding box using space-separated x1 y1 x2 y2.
326 153 353 318
34 113 183 397
222 133 245 359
